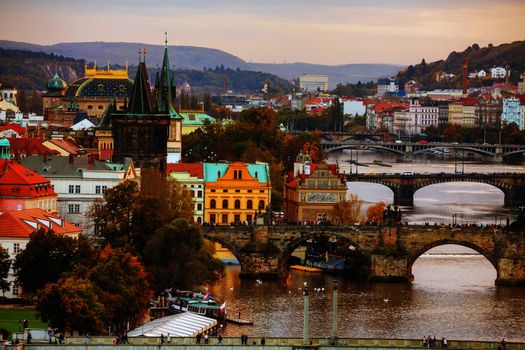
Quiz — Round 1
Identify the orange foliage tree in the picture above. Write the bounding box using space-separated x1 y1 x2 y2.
333 194 363 224
366 201 387 224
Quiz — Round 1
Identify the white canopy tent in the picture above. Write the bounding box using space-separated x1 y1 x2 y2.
128 312 217 337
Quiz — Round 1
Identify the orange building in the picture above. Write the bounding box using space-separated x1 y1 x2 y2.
204 162 271 225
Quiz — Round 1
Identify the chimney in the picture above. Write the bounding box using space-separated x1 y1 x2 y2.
462 59 468 96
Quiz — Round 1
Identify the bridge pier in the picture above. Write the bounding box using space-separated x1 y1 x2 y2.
238 226 285 280
495 232 525 286
393 184 415 207
369 254 411 282
494 146 503 163
404 145 413 162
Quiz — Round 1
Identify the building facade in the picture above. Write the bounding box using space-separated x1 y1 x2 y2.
204 162 271 225
406 98 439 134
501 97 521 127
283 160 347 223
167 163 204 224
299 75 329 93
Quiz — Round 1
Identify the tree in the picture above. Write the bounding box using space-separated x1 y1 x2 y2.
88 247 152 333
36 276 105 335
143 219 225 294
0 247 10 296
333 194 363 224
14 229 93 295
442 124 464 142
366 202 387 224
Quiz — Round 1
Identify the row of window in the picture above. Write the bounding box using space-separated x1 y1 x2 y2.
208 213 254 224
87 105 105 110
68 185 107 194
210 189 264 193
0 243 21 255
209 199 264 210
68 204 80 213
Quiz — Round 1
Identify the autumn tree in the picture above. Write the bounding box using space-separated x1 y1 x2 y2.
36 276 105 335
0 247 10 296
14 229 95 295
143 219 224 294
366 201 387 224
333 194 363 224
88 247 152 333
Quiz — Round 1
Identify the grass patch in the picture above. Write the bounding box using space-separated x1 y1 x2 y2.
0 308 47 336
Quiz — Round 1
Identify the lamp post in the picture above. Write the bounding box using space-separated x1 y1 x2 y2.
303 282 309 345
331 280 338 342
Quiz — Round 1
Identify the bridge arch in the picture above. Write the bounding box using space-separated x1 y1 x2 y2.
279 230 371 278
412 146 495 157
347 181 395 203
413 180 508 206
201 233 246 267
325 144 405 155
407 239 498 280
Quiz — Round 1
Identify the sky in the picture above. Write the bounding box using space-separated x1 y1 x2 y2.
1 0 524 65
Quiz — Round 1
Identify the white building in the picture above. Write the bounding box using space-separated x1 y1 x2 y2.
491 67 507 79
20 155 139 236
501 97 521 128
0 208 80 298
343 100 366 116
299 74 329 93
406 98 439 134
0 87 17 105
376 78 399 96
0 111 46 128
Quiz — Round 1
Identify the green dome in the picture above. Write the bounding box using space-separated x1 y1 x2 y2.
47 72 67 92
0 138 10 146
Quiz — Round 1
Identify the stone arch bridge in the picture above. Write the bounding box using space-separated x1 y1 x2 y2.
202 225 525 286
345 173 525 207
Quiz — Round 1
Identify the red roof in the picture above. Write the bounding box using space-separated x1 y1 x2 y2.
166 163 204 179
373 102 408 111
0 124 26 136
46 139 82 155
0 208 80 238
304 97 331 105
286 162 339 188
8 138 58 157
458 97 478 106
516 94 525 104
0 160 56 198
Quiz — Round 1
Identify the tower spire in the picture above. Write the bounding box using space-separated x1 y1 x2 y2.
165 31 168 48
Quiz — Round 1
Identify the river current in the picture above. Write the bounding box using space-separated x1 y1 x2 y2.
208 151 525 342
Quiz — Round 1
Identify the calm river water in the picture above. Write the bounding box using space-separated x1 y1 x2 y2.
209 151 525 341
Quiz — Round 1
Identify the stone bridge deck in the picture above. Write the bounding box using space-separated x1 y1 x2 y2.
202 225 525 286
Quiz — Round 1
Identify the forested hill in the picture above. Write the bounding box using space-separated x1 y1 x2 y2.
396 41 525 89
0 48 292 93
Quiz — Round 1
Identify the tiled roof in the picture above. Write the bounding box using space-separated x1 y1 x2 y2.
203 162 270 183
0 160 56 198
179 112 215 126
167 163 204 179
0 123 26 136
0 208 80 238
8 138 58 157
458 98 478 106
373 102 408 111
46 139 83 155
20 155 113 177
286 162 339 188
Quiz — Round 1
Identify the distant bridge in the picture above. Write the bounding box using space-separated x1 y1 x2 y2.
202 224 525 286
320 140 525 162
344 173 525 207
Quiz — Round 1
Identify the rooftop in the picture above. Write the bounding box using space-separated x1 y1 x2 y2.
0 208 80 238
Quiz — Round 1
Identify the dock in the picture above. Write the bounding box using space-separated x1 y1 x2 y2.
225 317 253 325
290 265 323 273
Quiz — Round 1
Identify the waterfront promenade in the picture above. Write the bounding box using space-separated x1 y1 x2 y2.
21 336 525 350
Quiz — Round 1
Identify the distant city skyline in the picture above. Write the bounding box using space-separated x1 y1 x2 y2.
1 0 524 66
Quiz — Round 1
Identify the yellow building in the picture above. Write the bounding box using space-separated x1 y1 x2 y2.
283 158 347 223
448 103 464 126
203 162 271 225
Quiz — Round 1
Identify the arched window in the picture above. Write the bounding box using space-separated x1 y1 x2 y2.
233 170 238 179
258 200 265 209
222 199 228 209
234 200 241 209
210 199 216 209
247 200 253 209
238 170 242 179
197 217 202 224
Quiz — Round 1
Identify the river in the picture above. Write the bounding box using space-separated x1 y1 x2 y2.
207 151 525 341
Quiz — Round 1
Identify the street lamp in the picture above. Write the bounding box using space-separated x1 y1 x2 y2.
303 282 309 345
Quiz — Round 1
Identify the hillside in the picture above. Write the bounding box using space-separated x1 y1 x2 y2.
0 40 403 86
0 48 291 93
396 41 525 89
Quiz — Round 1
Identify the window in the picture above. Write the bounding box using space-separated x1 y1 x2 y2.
13 243 21 254
197 217 202 224
210 214 216 224
102 186 108 193
247 190 252 193
68 185 74 193
96 185 101 194
210 199 216 209
211 189 216 193
197 191 203 198
247 200 253 209
12 284 19 298
75 185 81 194
260 190 265 193
235 189 240 193
87 105 93 110
258 200 265 209
238 171 242 179
223 189 228 193
188 114 196 121
234 214 240 223
197 203 203 211
222 199 228 209
68 204 80 213
221 214 228 224
247 214 252 222
234 200 241 209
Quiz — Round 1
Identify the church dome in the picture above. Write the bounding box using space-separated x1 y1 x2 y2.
47 72 68 92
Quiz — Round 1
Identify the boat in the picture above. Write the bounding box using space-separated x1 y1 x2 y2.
167 291 226 320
